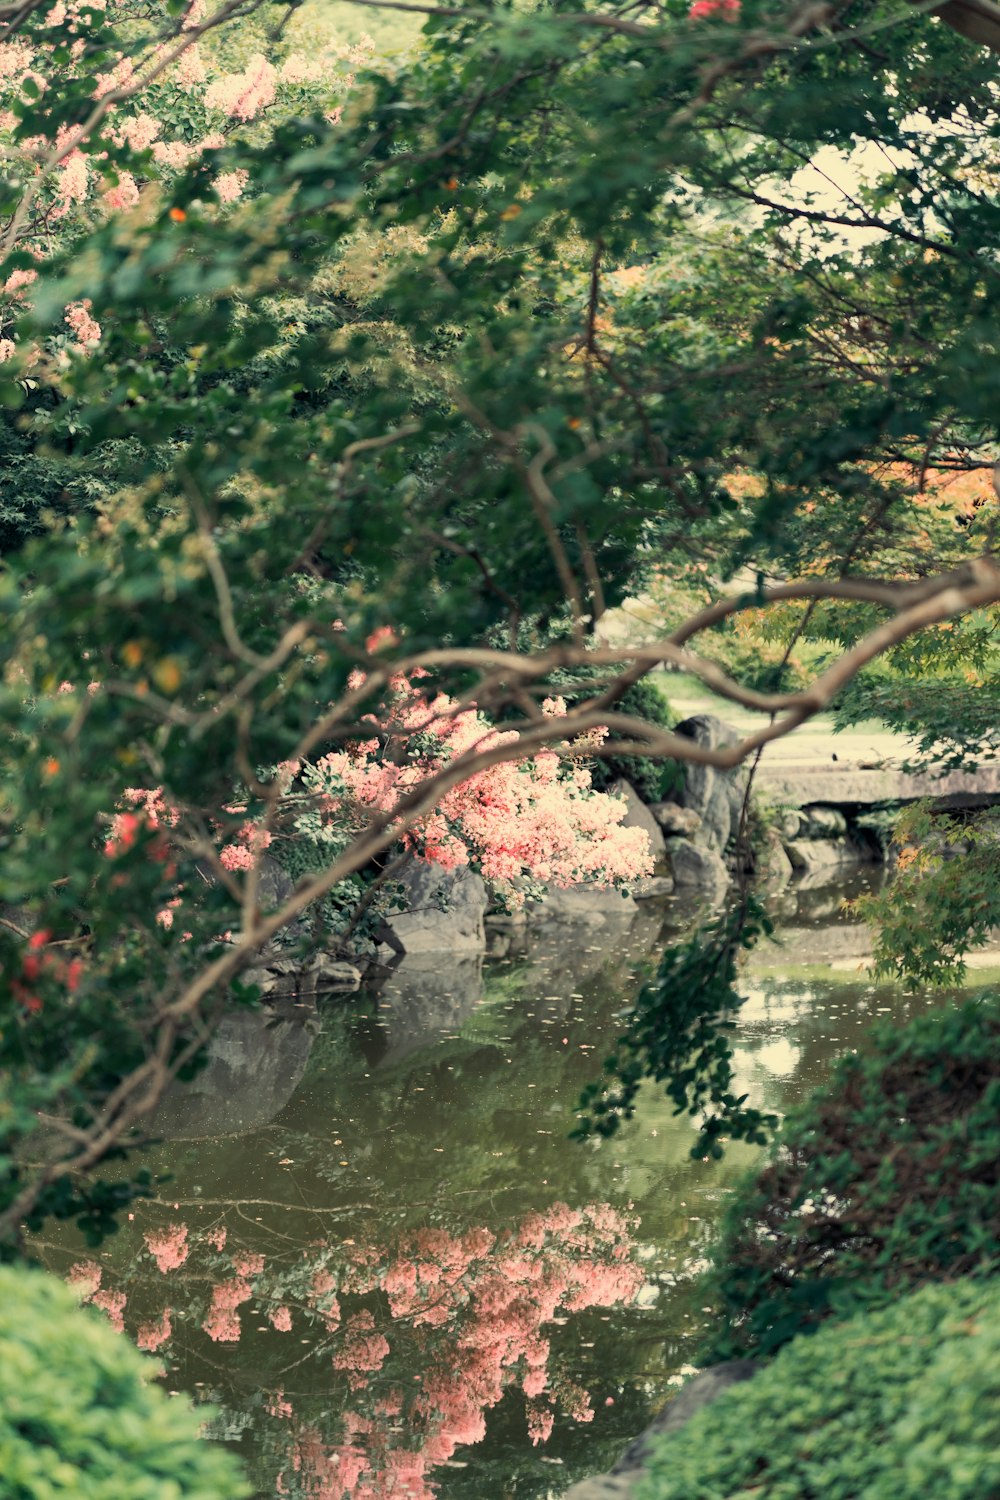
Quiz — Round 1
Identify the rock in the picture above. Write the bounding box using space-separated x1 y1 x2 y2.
607 778 667 861
560 1361 758 1500
526 885 639 926
379 859 487 955
784 837 874 878
797 804 849 840
668 715 746 853
308 955 362 992
633 875 675 899
650 802 703 838
147 1010 316 1139
666 838 730 897
756 829 793 890
371 955 484 1067
484 911 527 930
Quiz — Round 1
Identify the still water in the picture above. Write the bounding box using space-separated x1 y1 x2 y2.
35 878 962 1498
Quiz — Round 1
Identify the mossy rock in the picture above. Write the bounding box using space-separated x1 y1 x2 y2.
638 1276 1000 1500
0 1265 248 1500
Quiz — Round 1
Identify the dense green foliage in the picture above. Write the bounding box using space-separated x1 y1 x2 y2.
636 1276 1000 1500
701 992 1000 1360
0 1265 248 1499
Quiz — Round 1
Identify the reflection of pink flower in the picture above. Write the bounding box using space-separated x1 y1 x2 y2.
137 1309 172 1352
91 1288 126 1333
232 1251 265 1277
331 1311 391 1388
203 1277 253 1343
66 1259 102 1300
144 1223 188 1274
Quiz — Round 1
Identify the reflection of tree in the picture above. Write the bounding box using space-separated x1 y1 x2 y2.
64 1202 643 1498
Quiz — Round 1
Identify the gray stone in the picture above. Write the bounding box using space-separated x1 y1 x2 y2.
669 715 747 853
650 802 703 838
798 804 848 839
633 875 675 899
309 956 363 992
380 859 487 955
527 885 639 926
756 760 1000 809
560 1362 758 1500
755 829 793 889
666 838 730 896
784 837 874 878
607 778 667 861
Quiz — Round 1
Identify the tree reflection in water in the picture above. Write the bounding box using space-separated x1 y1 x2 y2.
66 1201 643 1497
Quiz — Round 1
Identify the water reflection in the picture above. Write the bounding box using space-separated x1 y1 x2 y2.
34 874 986 1499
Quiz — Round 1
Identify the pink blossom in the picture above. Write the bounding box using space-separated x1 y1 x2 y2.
0 339 15 362
270 1304 293 1332
152 139 195 170
214 169 248 205
173 41 206 89
112 112 161 153
4 267 37 297
689 0 740 16
64 298 100 348
280 53 324 84
204 54 276 121
103 170 139 212
205 1225 227 1250
56 151 89 209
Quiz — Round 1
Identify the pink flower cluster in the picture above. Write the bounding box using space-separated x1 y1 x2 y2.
204 54 276 121
305 677 652 901
689 0 740 17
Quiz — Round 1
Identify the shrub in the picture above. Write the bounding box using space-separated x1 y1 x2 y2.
0 1265 248 1500
637 1277 1000 1500
581 677 680 804
701 993 1000 1360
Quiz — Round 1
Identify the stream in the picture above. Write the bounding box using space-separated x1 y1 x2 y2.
35 873 989 1499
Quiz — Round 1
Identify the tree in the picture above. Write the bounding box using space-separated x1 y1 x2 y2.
0 0 998 1252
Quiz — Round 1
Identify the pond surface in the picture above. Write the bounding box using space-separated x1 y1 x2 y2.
36 877 971 1499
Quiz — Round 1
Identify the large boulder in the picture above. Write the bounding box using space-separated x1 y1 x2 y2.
650 802 703 838
527 884 638 926
379 859 488 956
782 804 849 841
784 837 874 880
666 838 730 898
607 777 667 862
668 715 746 853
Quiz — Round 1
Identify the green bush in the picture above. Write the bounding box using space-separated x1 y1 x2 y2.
581 677 680 805
637 1277 1000 1500
0 1266 248 1500
702 993 1000 1360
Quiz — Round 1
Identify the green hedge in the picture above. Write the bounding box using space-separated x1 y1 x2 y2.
638 1277 1000 1500
0 1266 248 1500
702 993 1000 1360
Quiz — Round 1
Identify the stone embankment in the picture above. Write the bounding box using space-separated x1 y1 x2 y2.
230 711 999 996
